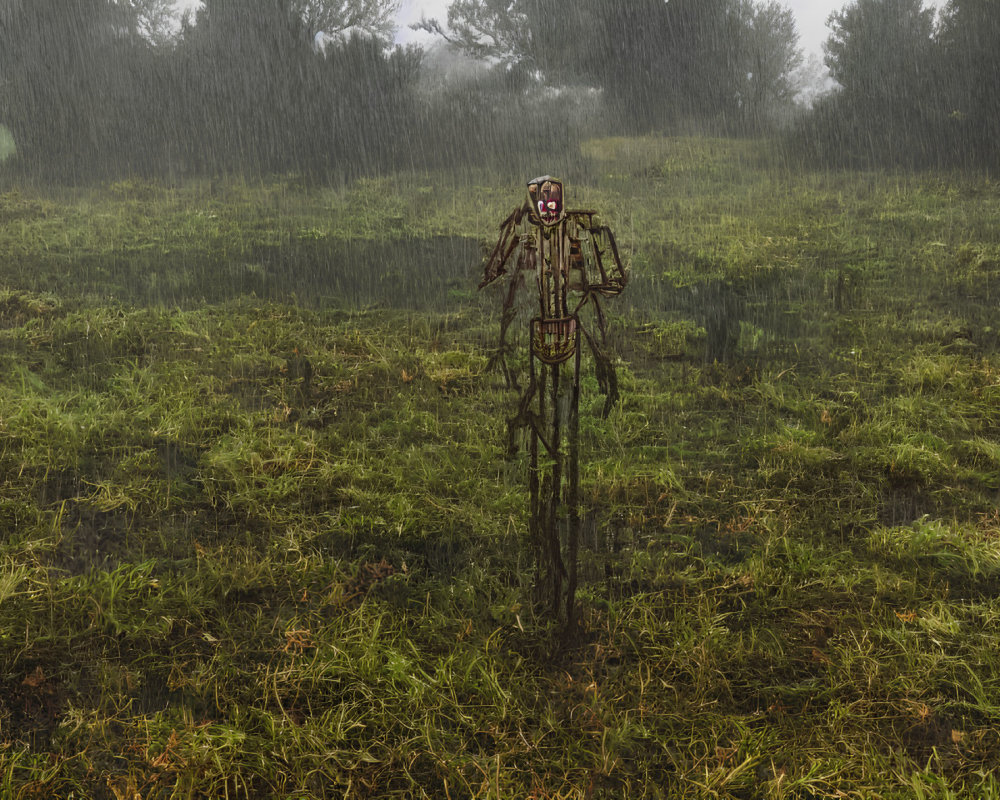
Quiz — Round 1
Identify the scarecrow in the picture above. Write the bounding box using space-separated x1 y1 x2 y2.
480 176 627 626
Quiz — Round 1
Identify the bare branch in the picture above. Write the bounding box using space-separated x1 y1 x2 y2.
290 0 400 42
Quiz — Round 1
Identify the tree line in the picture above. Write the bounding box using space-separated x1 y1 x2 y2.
799 0 999 169
0 0 996 182
0 0 420 180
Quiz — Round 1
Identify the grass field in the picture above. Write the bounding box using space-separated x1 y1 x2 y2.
2 138 1000 798
0 128 14 163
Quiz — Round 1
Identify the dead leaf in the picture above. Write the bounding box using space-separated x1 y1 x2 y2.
22 666 46 688
283 628 312 654
714 744 738 764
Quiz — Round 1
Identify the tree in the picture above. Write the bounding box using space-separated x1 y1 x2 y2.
0 0 172 178
414 0 606 88
291 0 399 43
126 0 181 46
592 0 678 130
825 0 937 99
418 0 803 134
175 0 414 174
415 0 533 67
936 0 1000 165
178 0 318 170
186 0 398 47
0 0 413 179
734 1 802 132
820 0 941 164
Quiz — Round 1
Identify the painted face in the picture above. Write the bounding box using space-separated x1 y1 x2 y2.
527 177 564 226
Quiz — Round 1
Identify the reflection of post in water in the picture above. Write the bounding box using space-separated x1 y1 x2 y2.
479 176 627 629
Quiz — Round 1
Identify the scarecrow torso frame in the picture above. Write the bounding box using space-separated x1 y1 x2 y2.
478 176 629 629
481 177 626 368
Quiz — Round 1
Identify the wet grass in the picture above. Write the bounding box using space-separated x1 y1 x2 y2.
2 139 1000 796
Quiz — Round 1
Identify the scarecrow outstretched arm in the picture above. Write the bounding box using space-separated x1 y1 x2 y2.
482 203 533 389
566 211 627 296
485 267 526 390
479 203 528 289
588 224 627 296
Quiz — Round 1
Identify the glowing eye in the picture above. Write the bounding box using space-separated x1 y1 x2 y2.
547 201 558 211
538 201 545 213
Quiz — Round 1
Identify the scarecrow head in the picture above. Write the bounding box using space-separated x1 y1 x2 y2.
527 176 565 227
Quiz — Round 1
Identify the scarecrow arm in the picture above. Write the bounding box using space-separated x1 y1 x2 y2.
566 210 628 296
479 203 527 289
588 224 627 296
578 305 620 418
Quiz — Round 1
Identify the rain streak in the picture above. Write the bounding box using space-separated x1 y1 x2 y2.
1 1 999 797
